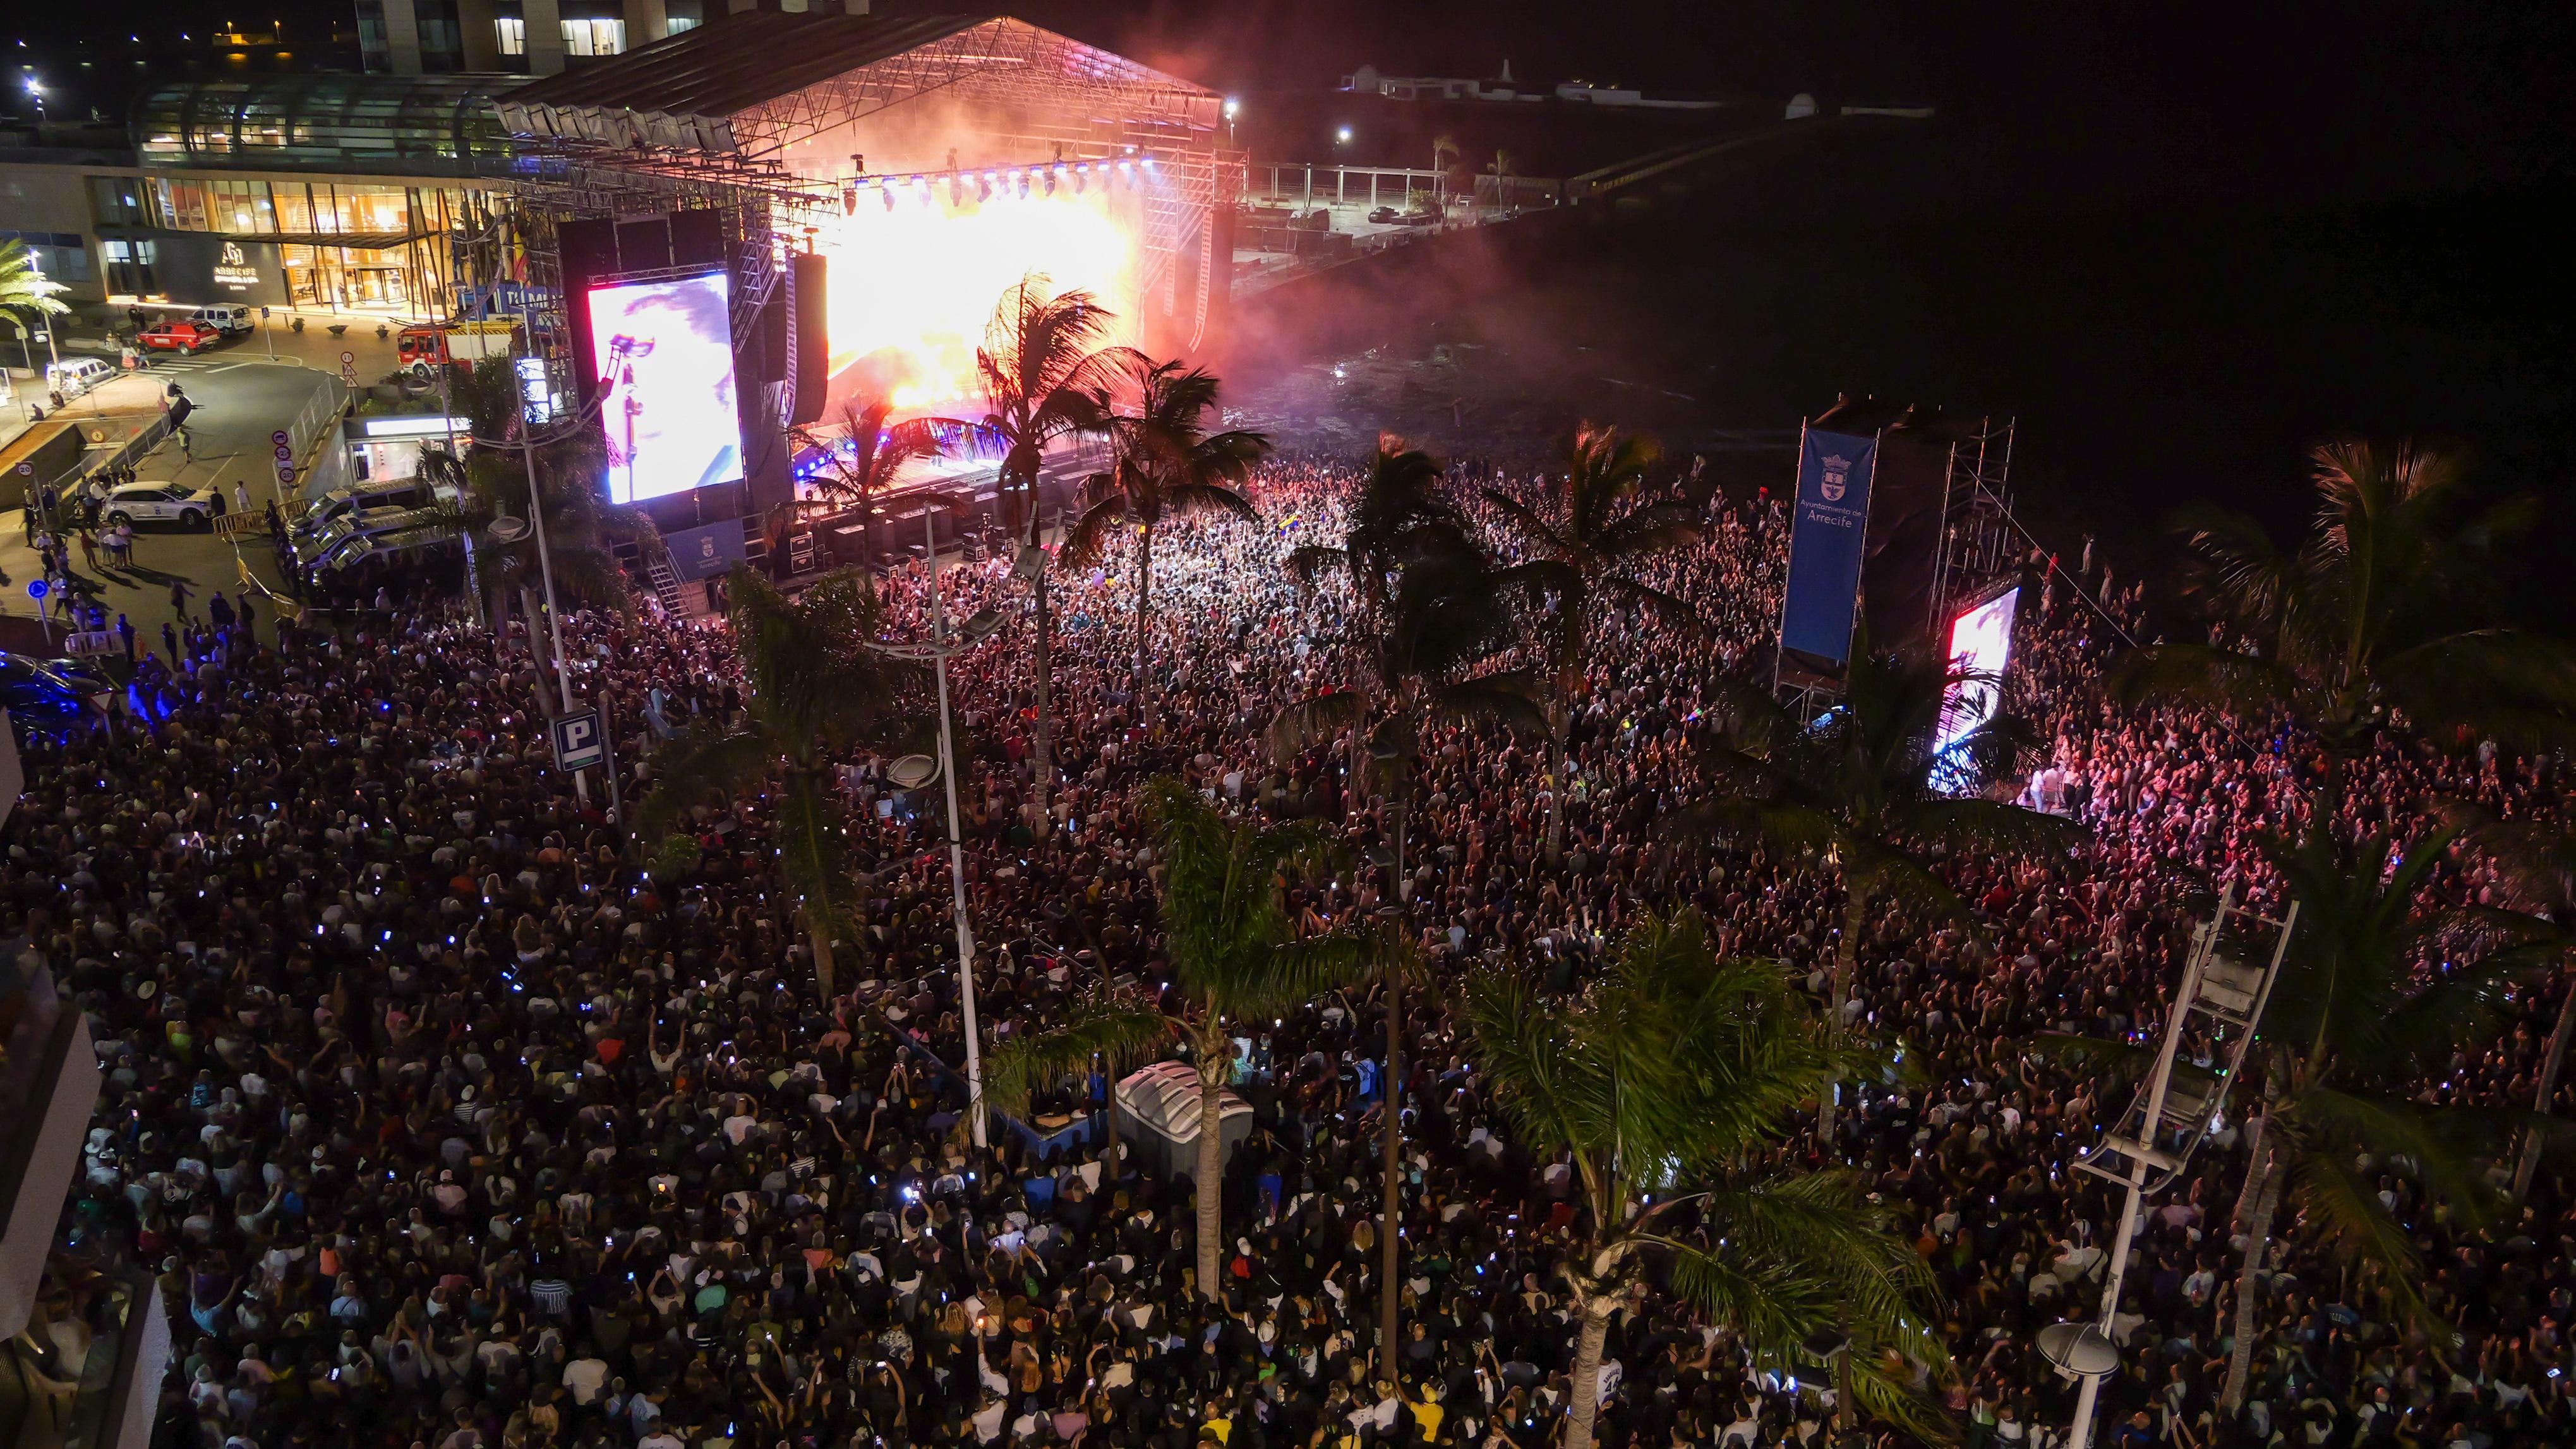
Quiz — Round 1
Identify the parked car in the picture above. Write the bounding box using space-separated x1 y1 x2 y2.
318 522 460 577
293 504 453 571
189 303 256 336
140 320 223 354
44 358 114 399
102 480 224 529
32 654 116 695
292 479 451 543
0 654 93 726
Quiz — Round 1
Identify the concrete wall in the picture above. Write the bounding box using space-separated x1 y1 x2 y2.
0 160 111 303
0 1010 100 1341
99 1277 172 1449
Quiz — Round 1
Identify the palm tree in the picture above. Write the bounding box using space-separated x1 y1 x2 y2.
1063 357 1272 667
639 569 924 1001
418 407 658 709
2116 438 2576 815
1287 436 1478 618
786 394 956 572
982 777 1379 1302
1689 639 2074 1139
974 274 1136 810
1 237 70 335
1464 910 1949 1449
2211 826 2520 1412
1275 438 1544 1372
1485 421 1702 861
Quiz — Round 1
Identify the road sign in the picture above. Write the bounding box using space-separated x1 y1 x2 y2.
271 429 291 447
277 464 296 486
260 306 272 318
340 350 356 364
274 443 294 462
13 464 30 477
551 711 605 772
26 580 48 600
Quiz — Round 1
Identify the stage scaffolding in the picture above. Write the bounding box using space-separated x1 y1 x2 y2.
493 12 1231 371
1925 417 2020 639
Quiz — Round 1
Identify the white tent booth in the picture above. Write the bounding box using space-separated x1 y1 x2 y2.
1114 1061 1254 1181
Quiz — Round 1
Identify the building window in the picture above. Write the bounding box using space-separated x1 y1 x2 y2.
88 176 148 227
562 18 625 57
497 18 525 56
665 16 697 34
103 237 157 295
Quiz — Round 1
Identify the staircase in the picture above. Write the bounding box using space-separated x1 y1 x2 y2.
643 553 701 619
2074 886 2298 1196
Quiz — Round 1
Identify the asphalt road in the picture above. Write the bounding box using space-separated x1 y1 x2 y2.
0 342 362 664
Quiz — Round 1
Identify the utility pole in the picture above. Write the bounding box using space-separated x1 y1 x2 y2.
926 505 988 1148
514 350 585 803
862 502 1003 1148
2043 886 2298 1448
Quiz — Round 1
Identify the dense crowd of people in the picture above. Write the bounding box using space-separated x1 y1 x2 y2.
7 446 2575 1449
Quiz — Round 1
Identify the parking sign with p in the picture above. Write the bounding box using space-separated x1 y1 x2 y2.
550 710 605 771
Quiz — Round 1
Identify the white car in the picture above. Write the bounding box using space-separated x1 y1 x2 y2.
45 358 115 399
102 480 224 529
190 303 256 336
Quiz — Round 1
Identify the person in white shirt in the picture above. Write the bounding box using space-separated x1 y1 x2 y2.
562 1357 608 1406
970 1395 1007 1444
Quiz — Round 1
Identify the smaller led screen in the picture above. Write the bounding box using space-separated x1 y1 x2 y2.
1936 587 2020 755
586 272 742 502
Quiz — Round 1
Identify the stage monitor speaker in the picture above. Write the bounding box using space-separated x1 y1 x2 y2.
788 252 829 426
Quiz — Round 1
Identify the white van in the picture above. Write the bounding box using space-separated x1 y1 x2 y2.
190 303 255 336
44 358 114 399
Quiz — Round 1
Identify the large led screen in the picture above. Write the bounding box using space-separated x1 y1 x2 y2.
1935 586 2019 755
586 272 743 503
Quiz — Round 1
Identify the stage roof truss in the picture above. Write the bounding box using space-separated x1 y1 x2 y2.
498 16 1219 168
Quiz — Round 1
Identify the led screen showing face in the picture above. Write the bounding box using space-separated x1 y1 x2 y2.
587 272 743 502
1937 587 2020 756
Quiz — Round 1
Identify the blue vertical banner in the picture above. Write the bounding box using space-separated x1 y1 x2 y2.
1778 426 1878 666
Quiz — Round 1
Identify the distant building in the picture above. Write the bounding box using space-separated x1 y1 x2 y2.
1340 62 1530 104
352 0 708 76
1340 62 1722 111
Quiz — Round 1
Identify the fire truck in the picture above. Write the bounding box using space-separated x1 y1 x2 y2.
396 319 522 375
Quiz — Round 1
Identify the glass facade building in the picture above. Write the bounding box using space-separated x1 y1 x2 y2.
95 75 518 318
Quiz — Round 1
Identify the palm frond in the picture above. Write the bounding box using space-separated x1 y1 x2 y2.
638 726 779 832
983 987 1174 1120
2107 642 2304 719
1268 688 1371 762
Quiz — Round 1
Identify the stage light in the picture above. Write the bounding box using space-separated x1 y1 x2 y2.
1224 98 1240 119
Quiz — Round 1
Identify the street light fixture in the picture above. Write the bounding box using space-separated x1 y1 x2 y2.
862 501 1004 1148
